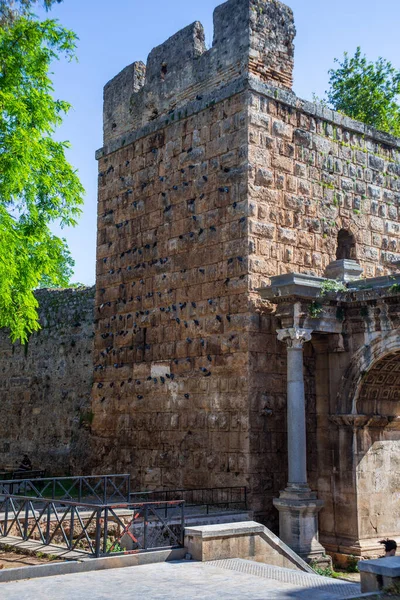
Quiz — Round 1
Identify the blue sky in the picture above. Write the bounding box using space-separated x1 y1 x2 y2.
38 0 400 285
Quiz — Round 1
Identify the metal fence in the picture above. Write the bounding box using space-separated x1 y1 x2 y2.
0 470 45 481
130 486 247 514
0 477 247 515
0 474 131 504
0 495 185 557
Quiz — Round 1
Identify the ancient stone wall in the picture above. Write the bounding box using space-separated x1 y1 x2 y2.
94 89 252 488
94 0 400 529
0 287 95 475
0 0 399 551
247 87 400 285
246 82 400 521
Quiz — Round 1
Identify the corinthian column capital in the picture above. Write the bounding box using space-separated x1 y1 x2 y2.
277 327 313 349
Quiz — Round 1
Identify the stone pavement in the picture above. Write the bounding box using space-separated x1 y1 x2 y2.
0 559 361 600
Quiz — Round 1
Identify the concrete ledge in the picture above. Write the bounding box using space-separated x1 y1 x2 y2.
358 556 400 593
185 522 264 539
359 556 400 577
0 547 186 583
185 521 314 573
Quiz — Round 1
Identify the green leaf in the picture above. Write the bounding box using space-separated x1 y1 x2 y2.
0 12 84 342
326 47 400 137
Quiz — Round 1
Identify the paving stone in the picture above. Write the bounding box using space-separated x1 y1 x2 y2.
0 560 361 600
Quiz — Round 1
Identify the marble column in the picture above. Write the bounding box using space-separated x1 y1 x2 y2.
273 327 326 562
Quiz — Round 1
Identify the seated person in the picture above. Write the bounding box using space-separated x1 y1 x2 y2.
18 455 32 472
379 539 397 557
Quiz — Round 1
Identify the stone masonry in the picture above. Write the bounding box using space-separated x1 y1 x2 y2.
92 0 400 540
0 287 95 474
1 0 400 561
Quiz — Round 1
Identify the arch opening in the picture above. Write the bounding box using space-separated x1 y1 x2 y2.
336 229 356 260
354 350 400 544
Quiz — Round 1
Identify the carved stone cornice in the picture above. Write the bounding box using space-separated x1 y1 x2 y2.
328 414 399 429
329 414 370 428
277 328 313 349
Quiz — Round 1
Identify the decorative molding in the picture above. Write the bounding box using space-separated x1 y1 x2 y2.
328 414 400 429
277 328 313 349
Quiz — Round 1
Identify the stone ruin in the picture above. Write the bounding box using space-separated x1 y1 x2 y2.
2 0 400 563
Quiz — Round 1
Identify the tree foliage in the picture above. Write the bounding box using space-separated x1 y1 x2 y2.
0 14 84 342
0 0 62 25
326 47 400 137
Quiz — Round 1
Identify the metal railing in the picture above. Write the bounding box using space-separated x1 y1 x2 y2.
0 495 185 557
130 486 247 514
0 478 247 515
0 474 131 504
0 470 45 481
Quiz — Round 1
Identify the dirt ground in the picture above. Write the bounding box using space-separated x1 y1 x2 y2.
0 550 61 570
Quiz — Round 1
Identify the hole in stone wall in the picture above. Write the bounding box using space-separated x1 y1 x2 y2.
336 229 357 260
161 63 168 80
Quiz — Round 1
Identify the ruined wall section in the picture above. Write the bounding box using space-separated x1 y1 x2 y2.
94 91 252 490
0 287 95 474
103 0 295 144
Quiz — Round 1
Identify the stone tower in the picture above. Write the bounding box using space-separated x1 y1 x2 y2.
94 0 400 551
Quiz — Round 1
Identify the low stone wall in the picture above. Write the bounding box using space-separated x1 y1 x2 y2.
0 287 95 475
359 557 400 593
184 521 314 572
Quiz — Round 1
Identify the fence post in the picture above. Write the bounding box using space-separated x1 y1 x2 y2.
4 497 8 536
69 506 75 550
46 503 51 544
127 474 131 503
103 477 107 505
94 508 102 558
79 478 83 503
23 501 29 540
180 502 185 547
143 505 148 550
103 507 108 555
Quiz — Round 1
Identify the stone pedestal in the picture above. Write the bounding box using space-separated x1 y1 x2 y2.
273 489 325 562
324 259 363 283
275 328 326 564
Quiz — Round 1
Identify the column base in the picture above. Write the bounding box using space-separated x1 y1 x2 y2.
273 488 326 563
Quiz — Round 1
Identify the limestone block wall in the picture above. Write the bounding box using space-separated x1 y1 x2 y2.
94 0 299 500
247 88 400 285
93 89 252 489
0 287 95 475
94 0 400 531
245 83 400 522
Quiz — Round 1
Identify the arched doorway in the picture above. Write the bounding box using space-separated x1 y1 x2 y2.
354 350 400 544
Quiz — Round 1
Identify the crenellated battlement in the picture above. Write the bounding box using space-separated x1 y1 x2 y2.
103 0 295 144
